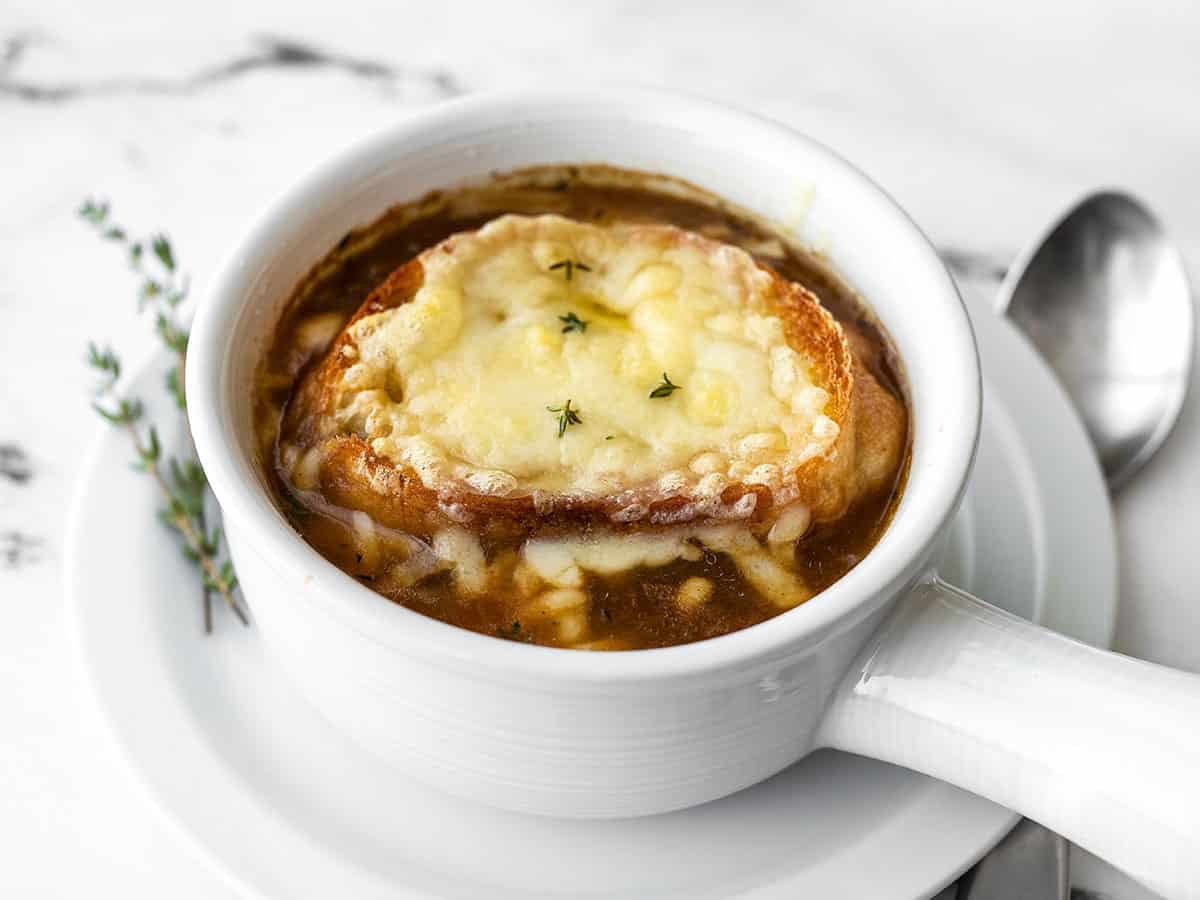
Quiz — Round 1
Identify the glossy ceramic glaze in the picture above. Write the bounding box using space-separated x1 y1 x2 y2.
187 90 1200 898
821 579 1200 900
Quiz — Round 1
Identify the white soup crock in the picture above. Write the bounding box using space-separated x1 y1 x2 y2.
187 88 1200 900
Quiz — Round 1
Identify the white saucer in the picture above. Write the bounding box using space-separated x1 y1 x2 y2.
66 294 1115 900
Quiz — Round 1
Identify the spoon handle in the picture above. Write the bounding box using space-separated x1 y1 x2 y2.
957 820 1069 900
819 576 1200 900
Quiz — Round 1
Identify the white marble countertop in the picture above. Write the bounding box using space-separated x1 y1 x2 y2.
2 2 1197 897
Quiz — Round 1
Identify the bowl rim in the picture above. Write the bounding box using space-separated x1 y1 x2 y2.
186 86 981 685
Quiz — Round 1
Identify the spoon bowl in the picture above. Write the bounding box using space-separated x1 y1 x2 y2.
997 191 1193 489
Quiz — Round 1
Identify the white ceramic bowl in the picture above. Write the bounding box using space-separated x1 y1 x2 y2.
188 88 1200 900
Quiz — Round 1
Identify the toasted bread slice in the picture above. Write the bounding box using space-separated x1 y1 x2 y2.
278 214 902 541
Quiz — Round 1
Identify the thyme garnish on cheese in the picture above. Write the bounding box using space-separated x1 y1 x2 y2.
547 399 583 437
649 372 682 399
558 311 589 333
548 259 591 282
80 198 247 633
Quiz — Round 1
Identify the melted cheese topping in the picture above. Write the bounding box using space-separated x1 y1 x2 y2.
338 214 838 501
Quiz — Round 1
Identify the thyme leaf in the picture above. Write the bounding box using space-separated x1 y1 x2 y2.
151 233 176 272
86 342 121 388
548 259 592 282
547 399 583 437
558 311 589 333
648 372 682 399
496 619 533 643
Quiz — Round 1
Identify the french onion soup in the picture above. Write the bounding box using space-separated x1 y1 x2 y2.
254 167 910 650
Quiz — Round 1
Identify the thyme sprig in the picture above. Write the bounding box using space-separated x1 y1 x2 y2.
558 311 589 333
81 198 247 631
548 259 591 282
80 198 190 408
649 372 682 399
547 399 583 437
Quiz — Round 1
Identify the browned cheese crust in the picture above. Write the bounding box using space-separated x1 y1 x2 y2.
278 222 903 544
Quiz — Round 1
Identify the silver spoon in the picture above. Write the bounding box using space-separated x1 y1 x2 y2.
996 190 1194 489
961 191 1194 898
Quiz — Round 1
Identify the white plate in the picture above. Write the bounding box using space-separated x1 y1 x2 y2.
66 294 1115 900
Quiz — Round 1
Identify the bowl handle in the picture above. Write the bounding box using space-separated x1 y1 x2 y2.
818 575 1200 900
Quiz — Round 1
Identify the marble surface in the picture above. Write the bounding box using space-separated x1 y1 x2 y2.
2 2 1197 897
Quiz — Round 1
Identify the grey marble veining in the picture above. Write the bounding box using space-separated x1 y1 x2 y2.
0 444 32 483
0 530 42 568
0 32 462 102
